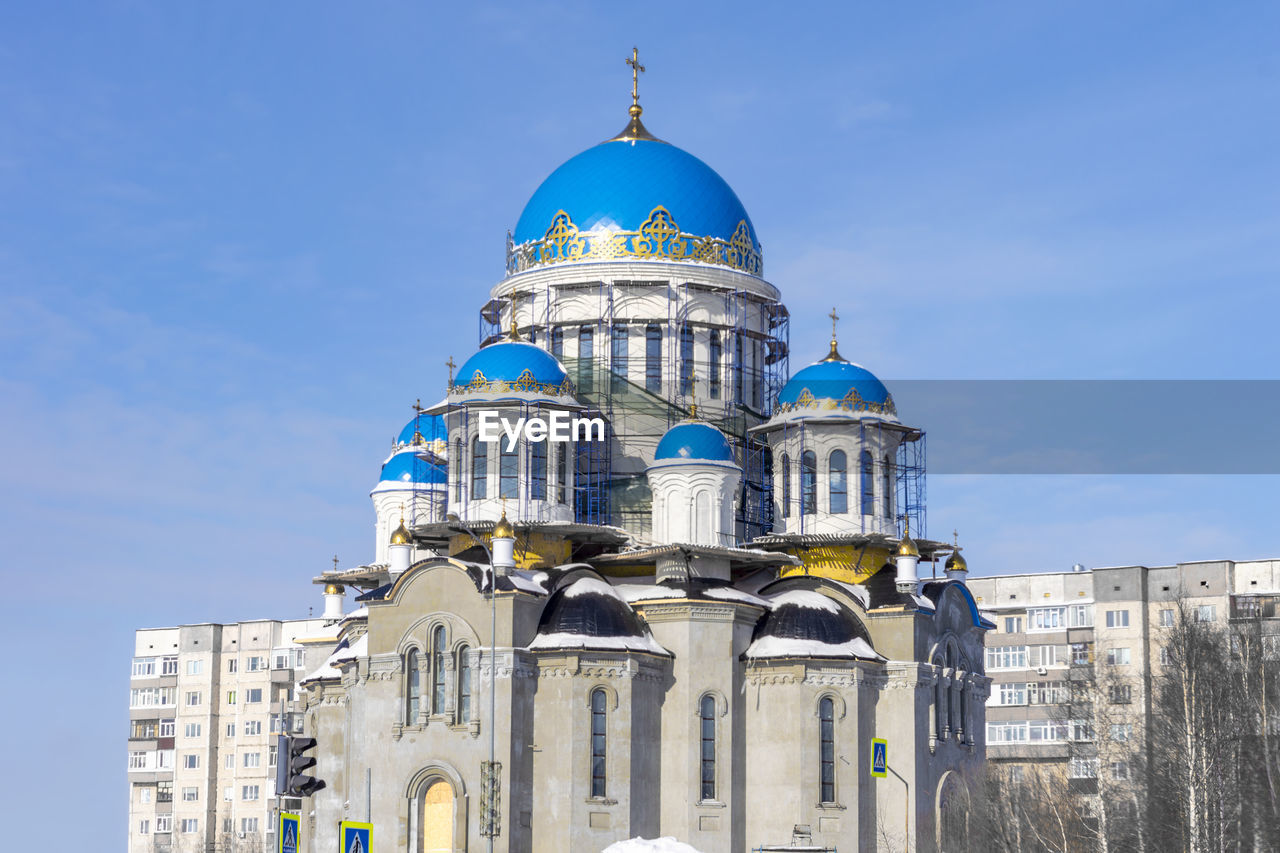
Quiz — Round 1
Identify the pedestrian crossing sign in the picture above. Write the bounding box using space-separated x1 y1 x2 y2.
871 738 888 778
339 820 373 853
279 812 299 853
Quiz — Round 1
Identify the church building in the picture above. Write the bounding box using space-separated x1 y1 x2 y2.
292 55 991 853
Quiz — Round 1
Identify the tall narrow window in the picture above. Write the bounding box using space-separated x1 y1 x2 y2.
531 442 547 500
733 331 745 403
406 649 421 723
882 453 893 518
708 330 722 399
456 646 472 723
819 697 835 803
590 688 607 797
431 626 446 714
471 437 488 500
645 324 662 393
860 450 874 515
556 444 568 504
829 451 847 514
550 326 564 358
780 453 791 519
453 439 463 503
611 323 628 378
751 340 762 409
801 451 817 515
578 325 594 394
700 695 716 800
679 323 694 396
499 441 518 499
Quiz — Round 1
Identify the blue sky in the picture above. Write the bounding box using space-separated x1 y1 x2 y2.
1 1 1278 842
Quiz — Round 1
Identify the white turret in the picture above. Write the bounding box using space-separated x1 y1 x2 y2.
895 517 921 594
647 418 742 548
491 511 516 576
322 583 345 621
388 516 413 574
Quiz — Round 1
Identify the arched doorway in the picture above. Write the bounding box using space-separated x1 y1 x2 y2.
421 778 454 853
935 771 971 853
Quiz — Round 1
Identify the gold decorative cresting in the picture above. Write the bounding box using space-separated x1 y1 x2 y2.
823 307 844 362
507 205 762 276
608 47 663 144
775 386 898 417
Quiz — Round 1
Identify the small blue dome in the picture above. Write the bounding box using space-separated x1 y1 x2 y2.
514 139 758 251
777 358 893 409
455 342 568 390
397 413 447 447
377 451 446 487
654 422 735 463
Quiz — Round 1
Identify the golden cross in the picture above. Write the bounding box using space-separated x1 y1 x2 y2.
445 356 456 385
331 554 339 571
829 307 839 340
626 47 645 107
953 529 960 547
413 397 424 414
688 365 699 418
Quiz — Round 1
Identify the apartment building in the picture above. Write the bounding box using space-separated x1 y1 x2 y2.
127 618 329 853
967 558 1280 788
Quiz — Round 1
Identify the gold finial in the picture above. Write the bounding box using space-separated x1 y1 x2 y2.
323 583 344 595
508 317 521 342
687 366 699 419
946 529 968 573
897 515 919 557
823 307 845 362
493 506 515 540
608 47 663 144
390 506 411 545
446 356 456 386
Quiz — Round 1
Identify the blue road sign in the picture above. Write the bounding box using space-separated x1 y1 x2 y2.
340 821 373 853
279 812 299 853
871 738 888 778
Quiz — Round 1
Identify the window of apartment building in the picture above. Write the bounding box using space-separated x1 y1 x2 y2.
244 752 260 768
1009 765 1025 783
155 815 172 833
1071 720 1094 741
225 754 235 769
1069 757 1098 779
1069 603 1093 627
1197 604 1216 623
224 787 233 801
1159 608 1174 627
1105 609 1130 628
139 786 152 804
245 720 261 735
128 751 147 769
130 687 176 708
1106 647 1132 666
245 688 263 704
987 721 1028 743
274 648 305 670
242 785 260 801
157 750 174 769
226 723 235 738
227 690 237 704
246 655 266 672
1159 647 1172 666
159 718 175 737
228 658 238 673
1004 616 1023 633
184 691 201 707
1027 606 1065 630
1029 681 1068 704
242 818 260 834
268 743 278 767
1029 645 1061 667
1028 720 1068 742
132 657 156 677
180 819 198 834
1111 761 1130 780
161 655 178 675
1109 684 1133 704
185 659 202 676
183 723 201 738
985 646 1028 670
182 754 199 769
130 719 158 739
181 786 198 802
1071 642 1091 665
138 820 151 835
222 818 233 834
157 781 172 803
998 683 1027 706
1111 723 1133 742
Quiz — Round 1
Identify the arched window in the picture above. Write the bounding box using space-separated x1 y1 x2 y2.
801 451 817 515
550 326 564 357
406 649 421 723
471 437 488 500
456 645 472 723
733 331 745 403
882 453 893 518
780 453 791 519
750 340 762 409
860 450 874 515
453 439 464 503
700 695 716 801
934 658 947 741
819 697 835 803
708 330 722 399
645 324 662 393
556 444 568 504
531 442 547 501
829 450 847 514
578 325 594 393
431 626 447 714
679 323 694 396
590 688 607 797
611 323 628 379
499 441 518 500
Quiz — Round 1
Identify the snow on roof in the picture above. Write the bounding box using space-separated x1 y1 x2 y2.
332 634 368 664
701 586 770 607
507 569 549 595
602 837 706 853
563 577 624 600
744 634 883 661
526 631 670 656
766 589 840 613
614 584 686 603
340 606 369 623
911 594 937 612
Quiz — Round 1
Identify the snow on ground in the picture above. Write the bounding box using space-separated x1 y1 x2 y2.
601 838 705 853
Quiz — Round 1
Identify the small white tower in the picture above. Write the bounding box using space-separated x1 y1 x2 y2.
895 517 921 594
490 510 516 576
388 516 412 575
322 583 345 621
647 418 742 547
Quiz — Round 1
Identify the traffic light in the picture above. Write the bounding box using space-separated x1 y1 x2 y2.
281 735 326 797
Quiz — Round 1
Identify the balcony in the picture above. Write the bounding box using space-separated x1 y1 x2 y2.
1231 594 1280 620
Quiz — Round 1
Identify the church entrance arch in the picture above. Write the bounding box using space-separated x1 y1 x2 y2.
421 778 454 853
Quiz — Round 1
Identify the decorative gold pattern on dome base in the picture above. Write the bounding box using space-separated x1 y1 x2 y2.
779 544 892 584
506 206 763 277
775 387 898 417
449 368 576 399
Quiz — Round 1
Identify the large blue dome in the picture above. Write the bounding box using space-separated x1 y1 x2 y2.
455 341 569 390
512 139 760 272
653 421 736 463
777 356 895 416
377 451 447 487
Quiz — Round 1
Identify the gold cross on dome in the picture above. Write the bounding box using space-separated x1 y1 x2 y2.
626 47 645 107
953 529 960 547
445 356 456 385
332 554 339 571
413 397 424 414
829 307 840 340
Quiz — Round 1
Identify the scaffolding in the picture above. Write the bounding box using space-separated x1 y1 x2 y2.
478 276 790 541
